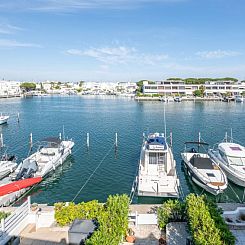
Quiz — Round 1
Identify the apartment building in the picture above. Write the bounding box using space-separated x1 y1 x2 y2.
142 80 245 96
0 80 22 97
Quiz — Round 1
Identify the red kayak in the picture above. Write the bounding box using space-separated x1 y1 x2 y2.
0 177 42 197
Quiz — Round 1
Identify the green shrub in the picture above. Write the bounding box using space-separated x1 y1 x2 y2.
206 199 235 245
86 194 130 245
157 199 186 229
0 211 10 220
54 200 103 226
186 194 222 245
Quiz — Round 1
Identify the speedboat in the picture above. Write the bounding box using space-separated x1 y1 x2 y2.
235 95 244 103
181 141 227 195
11 137 74 180
209 141 245 187
137 132 179 198
0 115 9 125
0 153 17 179
174 97 182 102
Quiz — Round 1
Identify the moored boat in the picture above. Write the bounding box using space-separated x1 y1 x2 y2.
11 137 74 180
0 115 9 125
137 132 179 198
181 140 227 195
0 153 17 179
0 177 42 196
209 139 245 187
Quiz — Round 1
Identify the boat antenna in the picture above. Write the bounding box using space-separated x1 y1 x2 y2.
230 128 233 143
62 125 65 140
198 132 201 152
164 103 167 137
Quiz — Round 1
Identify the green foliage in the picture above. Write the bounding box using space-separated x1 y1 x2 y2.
167 78 183 81
20 82 36 91
0 211 10 220
193 89 203 97
55 194 130 245
206 199 235 245
54 200 103 226
86 194 130 245
186 194 222 245
79 81 85 87
157 199 186 229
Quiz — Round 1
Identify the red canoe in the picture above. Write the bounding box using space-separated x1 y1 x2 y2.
0 177 42 197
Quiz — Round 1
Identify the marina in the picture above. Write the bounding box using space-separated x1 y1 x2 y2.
0 96 245 205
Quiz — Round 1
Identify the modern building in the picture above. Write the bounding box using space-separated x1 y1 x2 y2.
142 80 245 96
0 80 22 97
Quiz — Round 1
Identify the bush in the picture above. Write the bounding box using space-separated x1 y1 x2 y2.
0 211 10 220
157 199 186 229
54 200 103 226
86 194 130 245
206 199 235 245
186 194 222 245
54 194 130 245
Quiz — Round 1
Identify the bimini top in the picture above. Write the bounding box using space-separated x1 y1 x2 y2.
146 133 167 150
219 142 245 158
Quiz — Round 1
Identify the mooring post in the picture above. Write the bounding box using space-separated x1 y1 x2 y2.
17 112 20 123
0 133 3 148
87 133 89 148
59 133 62 140
115 132 118 148
29 133 33 150
170 131 173 148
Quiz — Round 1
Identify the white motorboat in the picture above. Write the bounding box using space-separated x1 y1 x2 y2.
137 132 179 198
235 95 244 103
209 141 245 187
174 97 182 102
181 141 227 195
11 137 74 180
0 153 17 179
0 115 9 125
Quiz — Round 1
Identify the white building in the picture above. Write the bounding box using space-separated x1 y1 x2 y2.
0 80 21 97
142 80 245 96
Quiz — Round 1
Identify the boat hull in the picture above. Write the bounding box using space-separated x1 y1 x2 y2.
181 154 226 195
0 177 42 196
0 117 9 125
209 150 245 187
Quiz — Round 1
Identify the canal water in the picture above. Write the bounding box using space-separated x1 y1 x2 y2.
0 96 245 204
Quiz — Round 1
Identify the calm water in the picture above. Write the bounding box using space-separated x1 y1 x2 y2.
0 96 245 204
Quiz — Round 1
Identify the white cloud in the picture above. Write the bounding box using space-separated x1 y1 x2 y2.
0 23 23 34
196 50 241 59
66 46 168 65
0 39 42 48
0 0 186 12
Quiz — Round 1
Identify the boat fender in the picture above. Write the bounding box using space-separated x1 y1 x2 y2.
52 164 56 170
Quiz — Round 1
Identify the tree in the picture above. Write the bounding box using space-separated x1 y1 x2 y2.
79 81 85 87
20 82 36 91
193 89 202 97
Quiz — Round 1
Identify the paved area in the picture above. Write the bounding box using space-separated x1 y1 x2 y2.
20 227 68 245
231 230 245 245
166 222 189 245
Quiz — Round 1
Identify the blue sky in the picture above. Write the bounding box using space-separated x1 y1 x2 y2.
0 0 244 82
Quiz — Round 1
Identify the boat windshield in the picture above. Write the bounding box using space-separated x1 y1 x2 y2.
228 156 245 166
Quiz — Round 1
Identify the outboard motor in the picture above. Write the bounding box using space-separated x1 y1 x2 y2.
8 155 16 162
16 159 38 180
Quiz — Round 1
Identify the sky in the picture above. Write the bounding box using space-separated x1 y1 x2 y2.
0 0 245 82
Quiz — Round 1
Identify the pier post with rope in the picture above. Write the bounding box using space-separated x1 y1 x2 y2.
29 133 33 151
87 133 90 149
0 133 3 148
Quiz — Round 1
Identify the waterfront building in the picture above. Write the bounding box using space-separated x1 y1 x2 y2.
0 80 22 98
142 80 245 96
